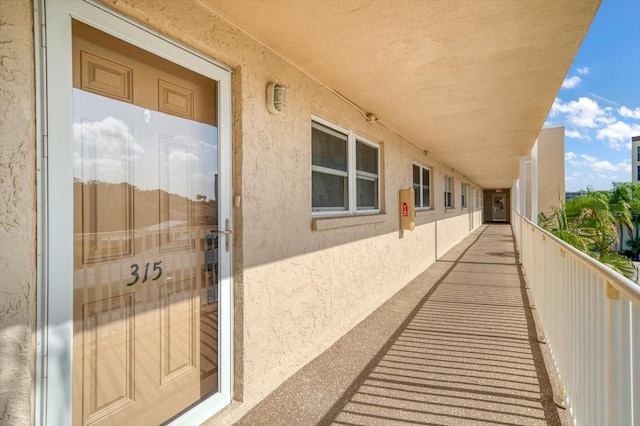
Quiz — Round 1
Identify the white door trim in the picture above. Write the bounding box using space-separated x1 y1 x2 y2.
39 1 233 424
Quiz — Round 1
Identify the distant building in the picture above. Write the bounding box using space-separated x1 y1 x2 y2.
632 136 640 183
566 190 587 200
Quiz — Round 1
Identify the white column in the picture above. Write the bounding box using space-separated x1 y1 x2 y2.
519 155 528 220
531 140 539 225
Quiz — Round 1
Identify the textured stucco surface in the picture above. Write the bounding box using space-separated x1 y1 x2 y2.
95 1 484 422
0 0 35 424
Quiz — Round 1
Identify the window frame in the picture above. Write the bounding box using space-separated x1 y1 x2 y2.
311 115 380 216
444 175 454 209
412 163 431 210
461 183 468 209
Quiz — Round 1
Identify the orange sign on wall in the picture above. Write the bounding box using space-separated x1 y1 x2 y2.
399 188 415 231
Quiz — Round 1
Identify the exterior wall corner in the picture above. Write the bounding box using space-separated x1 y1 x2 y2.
0 0 37 425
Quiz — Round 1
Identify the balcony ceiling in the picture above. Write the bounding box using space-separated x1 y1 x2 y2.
203 0 600 189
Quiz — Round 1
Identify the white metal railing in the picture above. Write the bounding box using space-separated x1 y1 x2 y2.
513 210 640 426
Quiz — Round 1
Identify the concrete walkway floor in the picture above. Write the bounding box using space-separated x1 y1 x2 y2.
235 224 568 426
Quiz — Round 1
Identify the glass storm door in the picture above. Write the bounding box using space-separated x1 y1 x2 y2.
71 21 223 425
492 193 507 221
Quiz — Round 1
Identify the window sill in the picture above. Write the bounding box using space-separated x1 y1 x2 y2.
416 208 433 215
312 213 386 231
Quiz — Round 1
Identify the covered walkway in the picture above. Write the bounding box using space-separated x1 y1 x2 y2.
232 224 568 426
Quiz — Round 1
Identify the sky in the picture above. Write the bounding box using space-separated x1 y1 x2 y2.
543 0 640 192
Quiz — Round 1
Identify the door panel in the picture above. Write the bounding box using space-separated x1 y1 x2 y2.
72 20 220 426
159 278 197 385
82 294 134 424
72 21 217 126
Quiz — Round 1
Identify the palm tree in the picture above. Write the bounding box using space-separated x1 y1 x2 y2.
608 183 634 251
538 194 637 281
626 237 640 261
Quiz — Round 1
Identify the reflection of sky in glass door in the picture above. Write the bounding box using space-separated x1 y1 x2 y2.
73 89 218 201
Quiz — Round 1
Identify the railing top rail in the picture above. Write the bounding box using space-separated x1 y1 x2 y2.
518 213 640 306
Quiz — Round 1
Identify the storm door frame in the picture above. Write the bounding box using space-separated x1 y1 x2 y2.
36 1 234 424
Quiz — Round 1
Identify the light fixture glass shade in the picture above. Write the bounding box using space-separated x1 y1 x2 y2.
267 82 286 114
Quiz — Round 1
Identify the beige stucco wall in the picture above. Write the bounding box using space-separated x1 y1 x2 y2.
439 213 474 256
0 0 36 424
536 127 565 217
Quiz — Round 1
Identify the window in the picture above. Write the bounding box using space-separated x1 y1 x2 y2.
356 139 379 210
444 175 454 208
311 117 380 214
461 183 468 208
637 165 640 182
637 146 640 161
475 189 481 208
412 164 431 209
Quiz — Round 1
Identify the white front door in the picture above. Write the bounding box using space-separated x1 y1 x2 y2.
43 2 232 425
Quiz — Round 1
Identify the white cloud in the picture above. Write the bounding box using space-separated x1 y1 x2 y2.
576 66 589 74
550 95 639 188
566 153 631 174
596 111 617 125
619 106 640 119
565 129 589 140
596 120 640 150
550 97 640 151
561 76 581 89
550 97 607 129
168 151 199 162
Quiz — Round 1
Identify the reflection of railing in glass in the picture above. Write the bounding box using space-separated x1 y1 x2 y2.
73 226 218 288
74 179 216 256
204 230 218 303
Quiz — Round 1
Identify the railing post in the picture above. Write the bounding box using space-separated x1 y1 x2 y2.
621 298 633 426
606 285 622 426
633 304 640 425
596 280 606 425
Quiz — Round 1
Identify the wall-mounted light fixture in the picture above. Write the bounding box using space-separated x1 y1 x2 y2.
267 82 287 114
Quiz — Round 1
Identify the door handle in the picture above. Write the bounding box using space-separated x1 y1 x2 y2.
215 218 232 252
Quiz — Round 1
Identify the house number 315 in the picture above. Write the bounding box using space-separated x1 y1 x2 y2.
127 261 163 286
